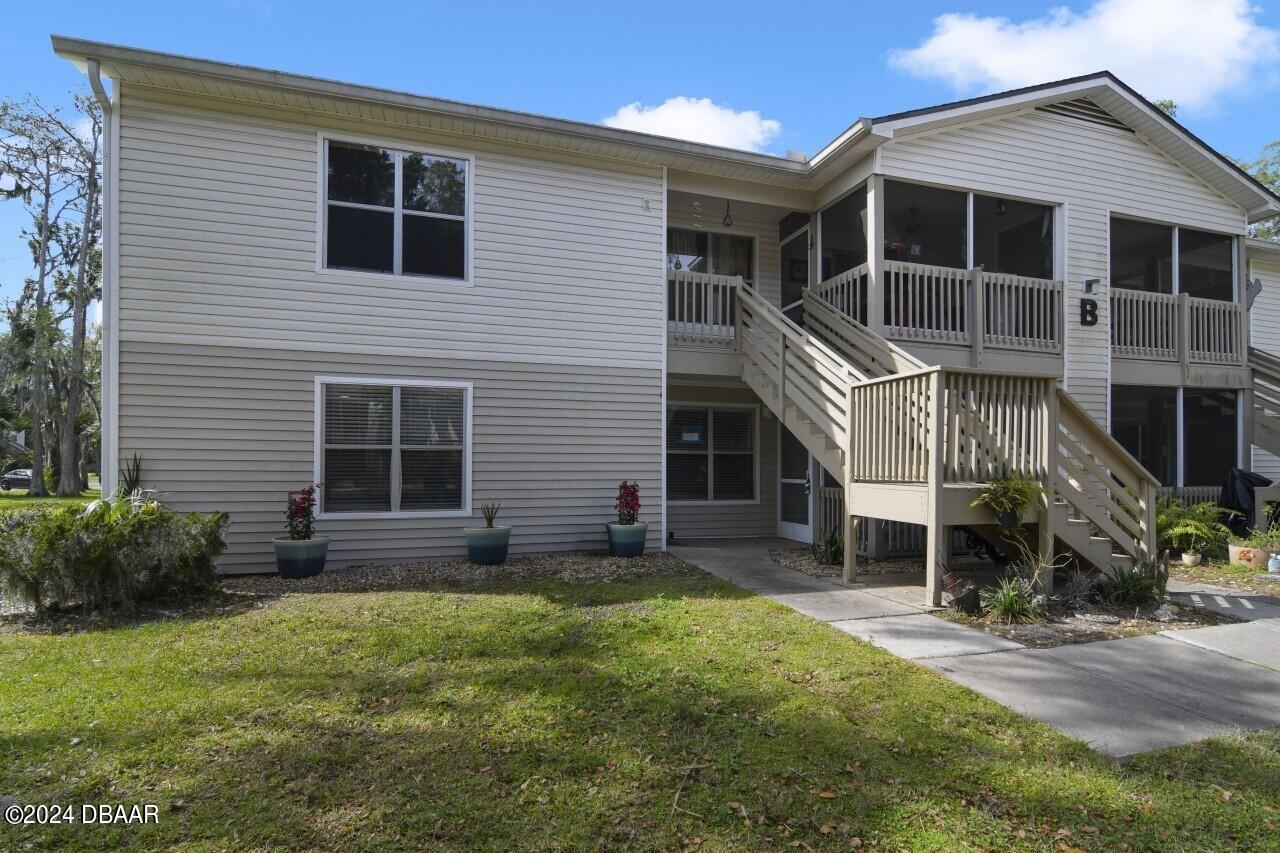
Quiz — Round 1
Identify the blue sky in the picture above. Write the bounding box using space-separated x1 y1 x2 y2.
2 0 1279 308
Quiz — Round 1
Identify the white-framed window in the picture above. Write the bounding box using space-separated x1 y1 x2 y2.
666 404 758 503
314 377 472 517
666 228 754 284
322 137 471 281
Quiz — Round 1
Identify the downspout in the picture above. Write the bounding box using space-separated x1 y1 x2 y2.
86 60 118 495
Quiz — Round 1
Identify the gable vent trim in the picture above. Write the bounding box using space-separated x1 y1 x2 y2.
1036 98 1133 133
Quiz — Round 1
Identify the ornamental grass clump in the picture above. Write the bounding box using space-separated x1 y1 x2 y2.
0 495 228 615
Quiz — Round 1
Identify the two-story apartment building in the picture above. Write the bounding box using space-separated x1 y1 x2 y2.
53 37 1280 601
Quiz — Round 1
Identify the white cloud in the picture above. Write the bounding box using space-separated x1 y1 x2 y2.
889 0 1279 111
602 97 782 152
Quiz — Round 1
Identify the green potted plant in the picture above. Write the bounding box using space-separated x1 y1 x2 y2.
606 480 647 557
1159 500 1231 566
970 475 1046 528
273 485 328 578
465 502 510 565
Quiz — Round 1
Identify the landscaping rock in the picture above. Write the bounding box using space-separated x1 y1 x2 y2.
1152 606 1176 623
1006 624 1059 644
1077 613 1121 624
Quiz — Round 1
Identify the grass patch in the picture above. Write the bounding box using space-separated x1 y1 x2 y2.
1173 558 1280 595
1 566 1276 850
0 488 100 513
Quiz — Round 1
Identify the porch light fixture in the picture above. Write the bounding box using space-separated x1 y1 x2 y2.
722 202 733 227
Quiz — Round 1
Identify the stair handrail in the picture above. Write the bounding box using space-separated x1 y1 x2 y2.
803 288 926 377
737 283 868 384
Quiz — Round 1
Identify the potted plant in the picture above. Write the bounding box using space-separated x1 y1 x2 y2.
465 502 511 565
1162 501 1230 567
1229 528 1271 569
273 485 328 578
606 480 647 557
970 475 1046 528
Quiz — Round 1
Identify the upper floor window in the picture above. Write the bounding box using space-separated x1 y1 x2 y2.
819 187 868 280
324 139 469 281
667 228 753 284
1179 228 1234 301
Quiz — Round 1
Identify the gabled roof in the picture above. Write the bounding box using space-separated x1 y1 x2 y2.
51 35 1280 220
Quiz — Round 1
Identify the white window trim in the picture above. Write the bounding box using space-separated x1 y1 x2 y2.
315 131 476 287
313 376 474 520
666 401 761 506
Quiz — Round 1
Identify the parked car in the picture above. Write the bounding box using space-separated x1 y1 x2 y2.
1 469 32 491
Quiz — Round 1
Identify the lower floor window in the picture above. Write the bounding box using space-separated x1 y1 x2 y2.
667 406 756 501
319 379 469 514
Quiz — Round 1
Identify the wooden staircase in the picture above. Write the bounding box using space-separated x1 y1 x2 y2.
736 283 1159 604
1250 347 1280 458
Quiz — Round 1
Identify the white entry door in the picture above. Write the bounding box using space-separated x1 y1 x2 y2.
778 426 813 542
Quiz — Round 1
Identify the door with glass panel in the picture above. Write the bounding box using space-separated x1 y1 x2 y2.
778 425 812 542
779 226 809 325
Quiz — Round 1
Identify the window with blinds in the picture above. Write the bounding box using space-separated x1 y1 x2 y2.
666 406 756 502
320 381 469 514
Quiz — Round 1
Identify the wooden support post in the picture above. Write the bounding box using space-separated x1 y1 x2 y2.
867 175 886 338
970 265 985 367
1039 383 1058 594
925 370 946 607
843 511 858 584
1178 291 1191 384
1036 502 1054 596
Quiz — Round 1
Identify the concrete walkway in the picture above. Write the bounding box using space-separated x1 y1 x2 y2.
671 538 1280 757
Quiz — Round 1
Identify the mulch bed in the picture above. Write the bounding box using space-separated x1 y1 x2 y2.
1172 561 1280 596
220 551 696 596
768 547 924 580
1 552 697 634
937 601 1238 649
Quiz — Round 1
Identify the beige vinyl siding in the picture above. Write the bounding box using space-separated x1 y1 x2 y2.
666 206 782 308
878 108 1247 422
665 384 777 539
120 341 661 572
116 85 665 370
1251 258 1280 479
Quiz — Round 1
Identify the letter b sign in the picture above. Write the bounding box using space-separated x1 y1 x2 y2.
1080 298 1098 327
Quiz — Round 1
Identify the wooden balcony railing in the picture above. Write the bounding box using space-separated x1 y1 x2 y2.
1111 288 1245 366
667 271 740 348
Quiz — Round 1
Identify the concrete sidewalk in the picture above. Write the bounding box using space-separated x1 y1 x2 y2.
672 538 1280 757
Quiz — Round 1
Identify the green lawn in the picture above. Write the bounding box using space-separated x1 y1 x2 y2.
0 487 100 512
1 566 1276 850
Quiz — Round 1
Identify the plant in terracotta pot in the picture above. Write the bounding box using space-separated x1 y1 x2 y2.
606 480 647 557
273 485 328 578
970 475 1045 528
465 502 511 565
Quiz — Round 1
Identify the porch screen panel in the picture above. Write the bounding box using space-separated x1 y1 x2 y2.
972 195 1054 280
820 187 868 280
883 180 966 268
1184 389 1238 487
1179 229 1234 301
1111 218 1173 293
1110 385 1176 486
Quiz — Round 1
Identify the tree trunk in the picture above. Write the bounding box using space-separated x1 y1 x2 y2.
26 163 53 498
56 166 97 497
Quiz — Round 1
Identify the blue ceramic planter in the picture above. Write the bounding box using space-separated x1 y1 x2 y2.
607 522 648 557
273 536 329 578
466 527 511 565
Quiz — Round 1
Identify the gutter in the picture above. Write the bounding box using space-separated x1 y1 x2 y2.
83 59 119 496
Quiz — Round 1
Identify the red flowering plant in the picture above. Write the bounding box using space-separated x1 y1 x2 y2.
615 481 641 525
286 485 318 541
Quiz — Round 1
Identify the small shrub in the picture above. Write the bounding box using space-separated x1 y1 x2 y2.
970 475 1046 524
480 502 502 529
1156 499 1232 557
980 575 1041 624
285 485 318 541
812 527 844 566
1103 562 1164 607
119 453 143 495
0 498 228 615
1056 570 1100 610
614 481 640 525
